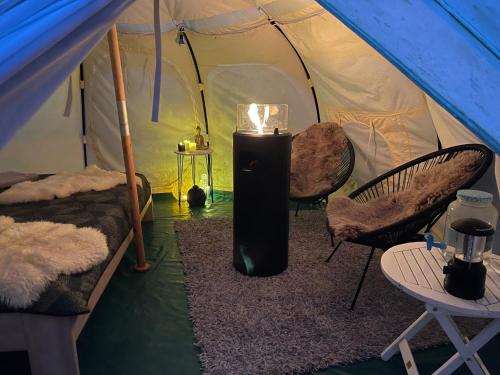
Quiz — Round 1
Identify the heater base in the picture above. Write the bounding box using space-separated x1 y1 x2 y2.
233 247 288 277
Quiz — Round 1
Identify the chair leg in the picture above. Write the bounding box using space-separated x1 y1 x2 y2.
350 246 376 310
325 240 343 263
295 202 300 217
424 212 445 232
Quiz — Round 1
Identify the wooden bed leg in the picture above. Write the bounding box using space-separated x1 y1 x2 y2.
23 315 79 375
143 200 154 222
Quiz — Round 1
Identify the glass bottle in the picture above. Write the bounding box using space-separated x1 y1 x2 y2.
444 190 497 265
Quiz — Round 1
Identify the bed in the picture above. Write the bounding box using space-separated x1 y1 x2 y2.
0 173 153 375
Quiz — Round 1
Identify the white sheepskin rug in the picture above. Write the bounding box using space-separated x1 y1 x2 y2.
0 216 108 308
0 165 141 205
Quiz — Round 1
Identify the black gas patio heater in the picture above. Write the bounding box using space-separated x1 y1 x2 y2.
233 104 291 276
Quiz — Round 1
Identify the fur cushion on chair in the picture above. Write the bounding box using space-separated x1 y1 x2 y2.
290 122 348 199
327 151 482 240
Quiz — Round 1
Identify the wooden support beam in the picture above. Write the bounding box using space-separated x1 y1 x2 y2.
107 25 150 272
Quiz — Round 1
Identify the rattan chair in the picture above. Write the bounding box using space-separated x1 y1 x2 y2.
326 144 494 310
290 136 355 216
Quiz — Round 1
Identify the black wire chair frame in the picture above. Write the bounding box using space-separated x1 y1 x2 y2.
326 143 494 310
290 136 355 216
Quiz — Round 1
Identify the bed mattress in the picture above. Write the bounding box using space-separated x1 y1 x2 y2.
0 173 151 316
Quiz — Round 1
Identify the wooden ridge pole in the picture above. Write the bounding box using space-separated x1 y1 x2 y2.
107 25 150 272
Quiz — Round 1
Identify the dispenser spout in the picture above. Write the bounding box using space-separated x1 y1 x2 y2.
424 233 447 251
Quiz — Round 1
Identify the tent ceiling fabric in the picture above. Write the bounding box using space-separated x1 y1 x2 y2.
315 0 500 153
118 0 324 34
0 0 135 146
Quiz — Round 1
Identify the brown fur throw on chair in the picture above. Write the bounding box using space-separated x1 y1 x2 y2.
327 150 482 240
290 122 348 198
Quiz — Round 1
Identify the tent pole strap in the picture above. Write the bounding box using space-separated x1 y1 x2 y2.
151 0 161 122
79 64 88 167
183 30 209 135
107 25 150 272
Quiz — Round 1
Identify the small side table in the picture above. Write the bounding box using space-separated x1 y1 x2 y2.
175 149 214 206
381 242 500 375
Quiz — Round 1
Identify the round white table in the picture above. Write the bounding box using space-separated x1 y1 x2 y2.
381 242 500 375
174 149 214 206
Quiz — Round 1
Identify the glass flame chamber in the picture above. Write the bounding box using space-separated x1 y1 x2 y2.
236 104 288 134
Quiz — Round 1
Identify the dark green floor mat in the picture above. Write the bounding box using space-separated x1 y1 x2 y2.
1 193 498 374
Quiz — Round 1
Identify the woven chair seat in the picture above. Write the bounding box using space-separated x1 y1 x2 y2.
328 144 493 250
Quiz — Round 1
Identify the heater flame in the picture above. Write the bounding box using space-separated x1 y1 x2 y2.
247 103 270 135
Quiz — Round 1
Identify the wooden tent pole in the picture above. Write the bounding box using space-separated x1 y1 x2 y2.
107 25 150 272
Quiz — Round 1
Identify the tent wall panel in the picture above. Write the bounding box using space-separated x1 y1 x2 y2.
85 32 202 193
281 12 438 185
189 25 316 191
0 69 84 173
0 0 135 146
341 122 392 184
316 0 500 153
85 9 442 193
86 25 316 193
84 12 441 194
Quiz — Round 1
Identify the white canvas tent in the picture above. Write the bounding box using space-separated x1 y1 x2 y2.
0 0 498 242
2 3 500 374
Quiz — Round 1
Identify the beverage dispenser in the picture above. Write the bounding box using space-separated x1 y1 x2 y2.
443 190 497 299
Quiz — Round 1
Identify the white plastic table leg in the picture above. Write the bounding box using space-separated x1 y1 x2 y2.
381 310 433 361
432 352 466 375
399 339 419 375
431 307 491 375
432 318 500 375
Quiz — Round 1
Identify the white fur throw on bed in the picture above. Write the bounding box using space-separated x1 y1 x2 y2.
0 165 140 205
0 216 108 308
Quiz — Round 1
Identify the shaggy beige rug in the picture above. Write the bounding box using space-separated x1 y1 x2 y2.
0 216 108 308
175 211 485 375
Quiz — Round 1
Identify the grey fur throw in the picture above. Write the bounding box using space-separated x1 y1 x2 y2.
327 151 482 239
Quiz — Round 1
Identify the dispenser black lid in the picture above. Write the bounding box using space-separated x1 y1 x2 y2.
450 218 495 236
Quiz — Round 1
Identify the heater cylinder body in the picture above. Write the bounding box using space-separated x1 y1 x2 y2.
233 132 291 276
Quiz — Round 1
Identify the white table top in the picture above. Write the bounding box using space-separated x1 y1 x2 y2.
381 242 500 318
174 148 212 156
